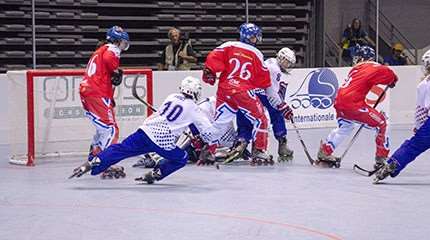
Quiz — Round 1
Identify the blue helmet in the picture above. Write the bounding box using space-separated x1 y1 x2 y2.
352 45 376 62
106 26 129 42
239 23 262 46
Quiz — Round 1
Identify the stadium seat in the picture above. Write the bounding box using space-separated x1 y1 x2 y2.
80 0 98 5
5 51 26 57
56 0 74 5
4 11 25 17
200 2 216 9
5 38 26 45
55 12 75 19
179 2 194 8
157 1 175 8
80 25 99 32
56 25 75 32
80 12 98 19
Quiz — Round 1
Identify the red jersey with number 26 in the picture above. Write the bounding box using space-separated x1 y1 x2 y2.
79 43 121 99
205 41 271 94
335 62 397 109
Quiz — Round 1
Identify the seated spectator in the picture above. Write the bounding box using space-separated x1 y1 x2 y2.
158 28 197 71
384 43 409 66
341 18 375 65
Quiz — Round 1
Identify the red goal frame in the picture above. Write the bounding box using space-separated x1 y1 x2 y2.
23 69 153 166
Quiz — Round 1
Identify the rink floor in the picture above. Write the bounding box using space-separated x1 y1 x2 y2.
1 125 429 240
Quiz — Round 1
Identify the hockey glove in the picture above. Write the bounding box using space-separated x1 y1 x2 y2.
388 75 398 88
190 135 204 152
111 68 123 86
277 102 293 120
202 67 216 85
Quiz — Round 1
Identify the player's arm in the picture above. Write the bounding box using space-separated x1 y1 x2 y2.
202 47 226 85
264 64 284 108
190 105 216 143
103 48 122 86
414 83 430 131
251 55 271 89
374 65 398 88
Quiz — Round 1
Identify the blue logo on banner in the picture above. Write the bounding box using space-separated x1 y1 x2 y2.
290 69 339 110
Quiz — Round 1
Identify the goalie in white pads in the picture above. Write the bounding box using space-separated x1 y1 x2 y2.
70 77 214 184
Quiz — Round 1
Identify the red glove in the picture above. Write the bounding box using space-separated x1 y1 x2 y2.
202 67 216 85
190 136 204 151
277 102 293 120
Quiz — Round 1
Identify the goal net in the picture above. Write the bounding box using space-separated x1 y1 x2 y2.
7 69 153 166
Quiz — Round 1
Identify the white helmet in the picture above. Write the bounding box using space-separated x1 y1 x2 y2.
180 76 202 101
276 47 296 71
422 49 430 71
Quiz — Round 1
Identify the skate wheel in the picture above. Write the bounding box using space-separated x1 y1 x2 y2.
257 159 263 166
269 160 275 166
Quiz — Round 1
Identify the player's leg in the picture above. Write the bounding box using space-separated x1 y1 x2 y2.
81 97 119 161
317 118 355 162
235 91 272 165
199 94 238 164
90 129 153 175
257 93 292 161
348 106 390 168
375 118 430 181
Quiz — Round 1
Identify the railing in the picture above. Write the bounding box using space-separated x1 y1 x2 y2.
324 33 343 67
367 0 418 64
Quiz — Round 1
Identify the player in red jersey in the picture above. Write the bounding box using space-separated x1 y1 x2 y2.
79 26 129 177
201 23 291 164
317 46 398 168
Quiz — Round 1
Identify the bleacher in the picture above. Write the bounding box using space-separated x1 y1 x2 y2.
0 0 313 72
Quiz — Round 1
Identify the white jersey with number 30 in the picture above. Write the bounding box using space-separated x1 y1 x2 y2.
140 93 213 150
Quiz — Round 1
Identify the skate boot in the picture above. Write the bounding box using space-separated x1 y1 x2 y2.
101 165 126 179
250 149 274 166
222 139 248 164
132 153 157 168
196 144 216 166
277 137 294 162
315 141 341 168
373 160 399 184
69 157 101 179
135 169 162 184
374 156 386 170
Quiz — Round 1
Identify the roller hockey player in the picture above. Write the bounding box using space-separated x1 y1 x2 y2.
236 47 296 163
317 46 398 168
78 26 130 178
374 50 430 183
70 77 214 184
132 96 240 167
202 23 273 165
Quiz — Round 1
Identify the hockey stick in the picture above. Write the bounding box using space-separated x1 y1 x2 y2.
132 74 157 112
353 164 382 177
340 85 390 167
290 119 315 165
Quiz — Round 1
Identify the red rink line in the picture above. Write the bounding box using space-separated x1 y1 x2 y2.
2 202 343 240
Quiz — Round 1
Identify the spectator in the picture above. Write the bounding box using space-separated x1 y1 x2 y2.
341 18 375 65
158 28 197 71
384 43 409 66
